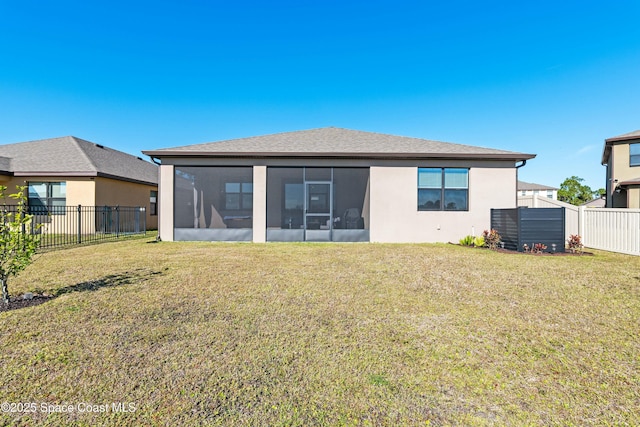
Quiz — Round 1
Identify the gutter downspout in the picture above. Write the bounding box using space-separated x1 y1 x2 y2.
515 160 527 207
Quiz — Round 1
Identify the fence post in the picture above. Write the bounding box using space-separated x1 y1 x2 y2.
579 206 585 243
116 206 120 238
77 205 82 244
142 207 146 235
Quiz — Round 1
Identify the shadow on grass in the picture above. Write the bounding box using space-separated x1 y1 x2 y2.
1 268 165 312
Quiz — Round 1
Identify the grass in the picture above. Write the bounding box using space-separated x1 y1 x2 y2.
1 238 639 426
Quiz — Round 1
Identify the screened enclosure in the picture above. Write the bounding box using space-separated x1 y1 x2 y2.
174 166 253 241
266 167 370 242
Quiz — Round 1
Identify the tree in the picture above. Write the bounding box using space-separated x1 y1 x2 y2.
0 186 42 305
557 176 599 205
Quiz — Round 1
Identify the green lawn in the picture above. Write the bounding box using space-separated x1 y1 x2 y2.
1 239 639 426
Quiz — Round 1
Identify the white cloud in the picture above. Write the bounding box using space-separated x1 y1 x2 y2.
576 144 598 155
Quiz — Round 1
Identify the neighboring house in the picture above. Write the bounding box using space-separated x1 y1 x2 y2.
143 127 534 243
581 197 606 208
602 130 640 208
517 180 558 200
0 136 159 229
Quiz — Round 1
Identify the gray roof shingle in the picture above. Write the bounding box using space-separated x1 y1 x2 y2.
143 127 535 161
605 130 640 142
517 180 558 191
0 136 157 185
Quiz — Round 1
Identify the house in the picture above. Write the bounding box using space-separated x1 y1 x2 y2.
517 180 558 200
581 197 606 208
0 136 159 229
602 130 640 208
142 127 535 243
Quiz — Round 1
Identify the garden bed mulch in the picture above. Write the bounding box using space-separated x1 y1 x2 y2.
451 243 593 256
0 294 55 312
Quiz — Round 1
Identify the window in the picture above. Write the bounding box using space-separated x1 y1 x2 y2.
225 182 253 210
547 190 553 199
631 143 640 167
28 182 66 214
150 190 158 216
418 168 468 211
521 190 526 196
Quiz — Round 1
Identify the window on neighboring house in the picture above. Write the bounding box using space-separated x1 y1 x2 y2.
521 190 527 196
547 190 553 199
150 190 158 216
225 182 253 210
28 182 66 215
418 168 468 211
630 143 640 167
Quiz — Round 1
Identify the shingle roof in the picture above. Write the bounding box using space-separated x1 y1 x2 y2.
602 129 640 164
517 180 558 191
605 130 640 143
143 127 535 161
0 136 157 185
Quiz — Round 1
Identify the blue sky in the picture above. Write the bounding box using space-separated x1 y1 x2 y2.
1 0 639 190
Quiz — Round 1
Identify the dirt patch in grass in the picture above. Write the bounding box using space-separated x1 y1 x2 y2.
0 294 54 312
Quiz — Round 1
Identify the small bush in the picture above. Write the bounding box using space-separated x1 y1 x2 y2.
482 229 502 250
459 235 474 246
567 234 583 254
531 243 547 254
473 236 485 247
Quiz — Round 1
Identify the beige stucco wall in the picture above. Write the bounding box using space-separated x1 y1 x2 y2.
0 176 96 206
519 189 557 200
252 166 267 242
95 177 158 229
369 166 517 243
611 143 639 183
610 143 640 208
158 165 174 241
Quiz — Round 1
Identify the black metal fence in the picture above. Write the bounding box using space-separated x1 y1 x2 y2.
491 207 566 253
13 205 147 250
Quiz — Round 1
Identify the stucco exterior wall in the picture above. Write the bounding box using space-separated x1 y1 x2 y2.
610 143 640 208
519 189 557 200
94 177 158 229
252 166 267 243
158 165 174 241
0 176 96 206
611 143 639 183
369 166 517 243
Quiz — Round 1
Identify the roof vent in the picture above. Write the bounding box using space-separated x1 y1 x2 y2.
137 157 143 161
96 144 104 149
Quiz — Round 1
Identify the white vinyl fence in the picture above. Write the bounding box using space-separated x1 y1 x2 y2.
518 195 640 256
518 196 579 239
582 208 640 256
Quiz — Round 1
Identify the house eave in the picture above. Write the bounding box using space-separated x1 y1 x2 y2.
142 150 536 162
603 135 640 165
12 171 157 186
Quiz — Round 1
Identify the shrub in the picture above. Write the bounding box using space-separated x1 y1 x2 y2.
473 236 485 248
531 243 547 254
482 229 502 250
459 235 474 246
567 234 583 254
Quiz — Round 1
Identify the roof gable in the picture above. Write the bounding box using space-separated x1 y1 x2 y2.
0 136 157 185
143 127 535 161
